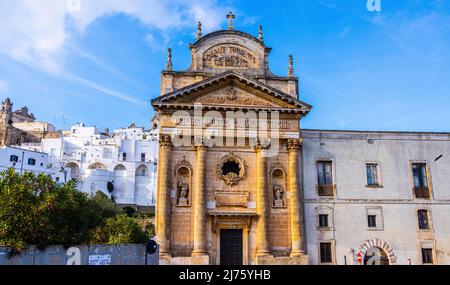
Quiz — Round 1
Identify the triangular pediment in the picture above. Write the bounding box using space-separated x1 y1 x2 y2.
152 71 312 113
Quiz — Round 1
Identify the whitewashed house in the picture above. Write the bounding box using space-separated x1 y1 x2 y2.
20 123 159 210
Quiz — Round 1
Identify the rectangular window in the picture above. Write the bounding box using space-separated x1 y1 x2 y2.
317 161 334 196
418 210 430 230
366 163 379 186
412 163 430 198
28 158 36 166
320 242 332 263
103 149 112 159
141 153 146 162
10 155 19 162
319 214 329 228
50 148 56 157
122 153 127 161
421 248 434 264
317 161 333 185
368 215 377 228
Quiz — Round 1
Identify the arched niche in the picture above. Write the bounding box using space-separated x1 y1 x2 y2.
174 159 192 207
270 165 287 208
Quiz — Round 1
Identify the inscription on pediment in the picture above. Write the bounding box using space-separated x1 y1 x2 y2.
203 44 259 69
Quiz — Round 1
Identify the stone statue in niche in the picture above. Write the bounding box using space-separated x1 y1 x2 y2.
273 184 285 207
178 182 189 206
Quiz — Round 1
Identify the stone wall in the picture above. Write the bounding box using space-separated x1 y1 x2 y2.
0 244 158 265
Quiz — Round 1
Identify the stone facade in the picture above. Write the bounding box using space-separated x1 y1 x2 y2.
302 130 450 265
152 16 450 265
152 17 311 265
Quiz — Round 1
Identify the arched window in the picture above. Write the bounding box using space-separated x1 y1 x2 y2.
87 162 107 170
136 165 149 177
114 164 126 171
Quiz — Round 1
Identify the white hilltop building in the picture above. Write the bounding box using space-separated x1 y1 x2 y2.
20 122 159 210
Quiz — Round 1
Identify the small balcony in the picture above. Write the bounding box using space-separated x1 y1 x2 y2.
414 187 430 199
317 184 336 197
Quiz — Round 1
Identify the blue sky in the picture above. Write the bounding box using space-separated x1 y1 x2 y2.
0 0 449 132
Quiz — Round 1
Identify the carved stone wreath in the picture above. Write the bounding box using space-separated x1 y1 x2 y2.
216 153 247 186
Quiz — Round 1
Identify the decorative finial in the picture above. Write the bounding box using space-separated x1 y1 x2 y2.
226 11 235 30
288 55 294 77
258 25 263 42
197 21 202 40
166 48 172 71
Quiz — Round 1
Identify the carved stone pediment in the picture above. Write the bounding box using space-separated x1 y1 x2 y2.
215 191 249 208
194 86 282 108
152 71 312 114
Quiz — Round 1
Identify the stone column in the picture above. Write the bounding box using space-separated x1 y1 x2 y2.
255 146 271 256
287 138 306 256
192 144 208 257
156 134 172 257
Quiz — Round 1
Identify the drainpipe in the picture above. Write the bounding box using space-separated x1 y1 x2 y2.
20 151 25 175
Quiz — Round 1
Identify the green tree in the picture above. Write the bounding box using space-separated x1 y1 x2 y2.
91 214 149 244
0 169 149 254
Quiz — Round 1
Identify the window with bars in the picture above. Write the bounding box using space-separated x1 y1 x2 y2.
412 163 430 199
320 242 332 263
366 163 380 186
418 210 430 230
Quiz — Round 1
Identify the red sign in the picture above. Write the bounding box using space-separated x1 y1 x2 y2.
357 252 363 264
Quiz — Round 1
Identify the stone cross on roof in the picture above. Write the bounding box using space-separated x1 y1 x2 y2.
226 11 235 30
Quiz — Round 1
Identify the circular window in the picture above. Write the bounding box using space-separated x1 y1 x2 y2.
222 160 241 176
216 153 246 186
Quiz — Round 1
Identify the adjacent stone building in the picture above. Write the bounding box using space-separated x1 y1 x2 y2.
0 98 58 147
152 15 450 265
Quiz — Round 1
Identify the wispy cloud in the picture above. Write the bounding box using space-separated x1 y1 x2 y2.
64 72 147 105
0 0 230 73
146 33 170 52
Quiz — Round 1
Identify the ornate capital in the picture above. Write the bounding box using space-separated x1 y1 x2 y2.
159 134 172 148
254 138 271 152
286 138 303 151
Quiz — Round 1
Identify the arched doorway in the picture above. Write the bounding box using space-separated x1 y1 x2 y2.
364 247 390 265
358 238 397 265
65 162 80 181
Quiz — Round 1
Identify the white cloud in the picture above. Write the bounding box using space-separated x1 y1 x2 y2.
146 33 170 52
0 0 229 73
0 80 9 93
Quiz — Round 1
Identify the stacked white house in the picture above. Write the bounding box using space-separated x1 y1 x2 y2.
17 122 159 210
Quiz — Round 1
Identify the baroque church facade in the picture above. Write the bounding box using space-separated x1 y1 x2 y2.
152 15 450 265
